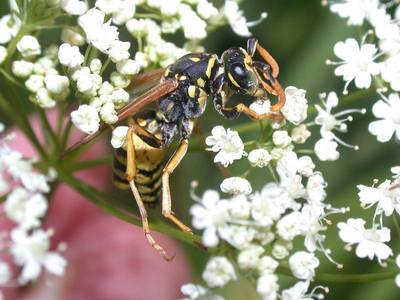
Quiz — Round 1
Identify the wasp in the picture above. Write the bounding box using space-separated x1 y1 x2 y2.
66 38 286 260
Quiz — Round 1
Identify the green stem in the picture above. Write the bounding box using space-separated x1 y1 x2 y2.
392 214 400 240
70 155 113 171
37 108 61 153
278 266 397 283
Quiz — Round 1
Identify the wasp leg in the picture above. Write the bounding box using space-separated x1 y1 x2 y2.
161 139 193 233
220 103 284 122
127 118 163 148
253 61 275 95
125 126 174 261
256 43 279 78
268 77 286 112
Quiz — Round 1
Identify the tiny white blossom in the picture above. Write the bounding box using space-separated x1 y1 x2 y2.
71 104 100 134
281 86 308 125
111 126 129 148
116 59 140 75
17 35 41 58
205 126 245 167
190 190 230 247
237 244 264 270
108 41 131 63
220 177 252 195
291 124 311 144
58 43 84 68
229 194 250 220
272 130 292 148
202 256 236 288
12 60 34 78
179 5 207 40
61 27 85 46
0 46 7 64
257 255 279 275
224 0 251 37
249 99 271 115
281 281 311 300
256 273 279 300
338 218 392 263
61 0 88 15
381 55 400 91
25 75 44 93
248 148 271 168
368 93 400 142
0 262 11 285
331 38 380 92
181 283 223 300
0 15 20 44
289 251 319 280
197 0 218 20
44 74 70 95
10 228 67 284
314 137 340 161
329 0 380 25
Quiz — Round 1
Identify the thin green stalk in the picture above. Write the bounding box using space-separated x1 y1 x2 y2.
278 266 397 283
392 214 400 240
70 155 113 171
37 108 61 153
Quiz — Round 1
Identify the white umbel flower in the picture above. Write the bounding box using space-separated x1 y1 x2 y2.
220 177 252 195
368 93 400 142
248 148 271 168
17 35 41 58
0 262 11 285
338 218 392 263
381 55 400 91
61 0 88 15
12 60 34 78
256 273 279 300
224 0 252 37
10 228 67 284
190 190 230 247
237 245 264 270
71 104 100 134
205 126 245 167
181 283 223 300
58 43 84 68
331 38 380 93
272 130 292 148
329 0 380 25
314 137 339 161
111 126 129 148
281 86 308 125
289 251 320 280
202 256 236 288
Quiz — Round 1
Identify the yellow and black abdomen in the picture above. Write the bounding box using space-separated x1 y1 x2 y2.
113 124 166 204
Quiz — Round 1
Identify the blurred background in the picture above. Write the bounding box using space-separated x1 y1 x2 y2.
0 1 399 299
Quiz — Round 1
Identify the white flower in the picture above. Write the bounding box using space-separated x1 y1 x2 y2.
12 60 34 78
272 130 292 148
0 15 20 44
112 88 130 106
368 93 400 142
291 124 311 144
108 41 131 63
248 148 271 168
111 126 129 148
257 255 279 275
17 35 41 58
34 88 56 108
238 245 264 270
202 256 236 288
251 183 289 227
298 156 315 177
229 194 250 220
329 0 380 25
10 228 67 284
4 188 48 229
224 0 251 37
0 46 6 64
277 212 304 241
116 59 140 75
71 104 100 134
181 283 223 300
357 180 399 215
256 273 279 300
281 281 310 300
331 38 380 92
221 224 255 249
78 8 119 53
61 27 85 46
58 43 84 68
249 99 271 115
197 0 218 20
179 5 207 40
338 218 392 263
0 261 11 285
44 75 70 95
314 138 339 161
190 190 230 247
205 126 245 167
220 177 252 195
25 75 44 93
20 172 50 193
289 251 319 280
281 86 308 125
61 0 88 15
306 172 327 203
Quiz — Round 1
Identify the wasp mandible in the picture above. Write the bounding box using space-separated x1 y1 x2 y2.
66 38 286 260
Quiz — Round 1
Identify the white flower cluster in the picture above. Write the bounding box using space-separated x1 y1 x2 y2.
183 108 348 298
337 167 400 271
326 1 400 143
0 131 67 289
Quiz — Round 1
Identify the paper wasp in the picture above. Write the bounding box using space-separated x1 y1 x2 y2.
66 38 286 260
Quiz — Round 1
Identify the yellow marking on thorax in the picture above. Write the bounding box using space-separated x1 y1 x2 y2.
189 57 201 62
197 78 205 87
188 85 197 98
179 75 187 81
228 72 241 88
164 69 171 77
206 56 216 78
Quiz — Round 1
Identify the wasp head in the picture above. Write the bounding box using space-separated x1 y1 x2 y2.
221 47 268 98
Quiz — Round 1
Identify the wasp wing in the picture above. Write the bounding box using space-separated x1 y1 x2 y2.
128 68 166 96
64 78 178 155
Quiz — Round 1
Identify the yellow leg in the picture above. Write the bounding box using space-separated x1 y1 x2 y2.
161 139 193 233
256 43 279 77
125 126 174 261
221 103 284 122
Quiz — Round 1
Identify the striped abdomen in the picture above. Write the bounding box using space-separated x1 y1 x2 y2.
113 132 166 203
